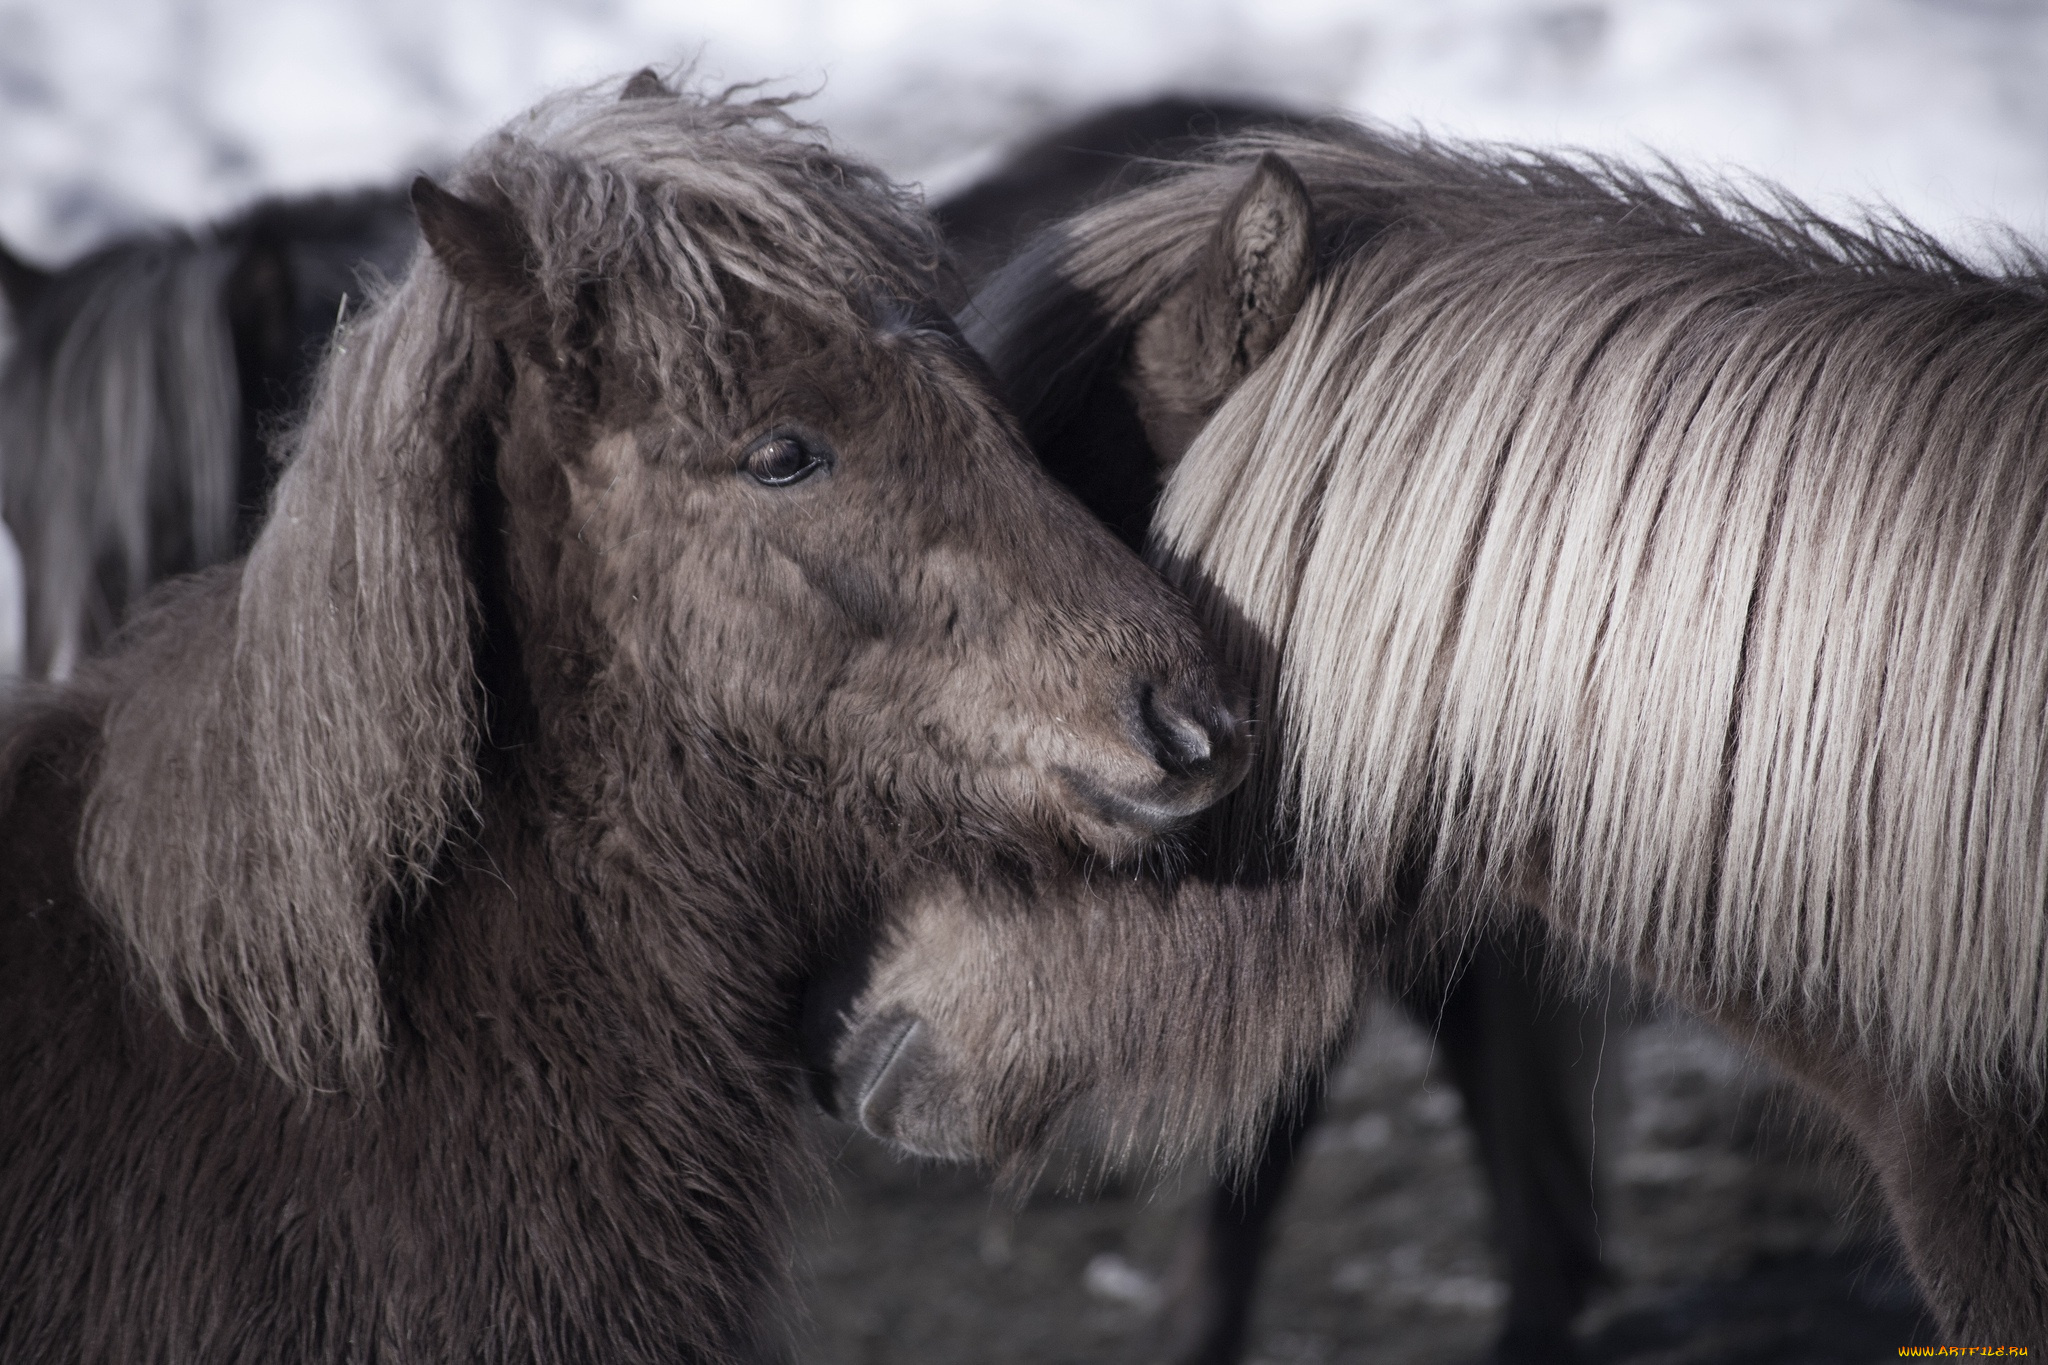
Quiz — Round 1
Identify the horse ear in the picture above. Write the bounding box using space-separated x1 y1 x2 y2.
621 67 673 100
1129 152 1315 464
0 235 50 316
412 175 543 339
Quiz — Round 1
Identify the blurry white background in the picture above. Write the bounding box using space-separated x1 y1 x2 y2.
2 0 2047 266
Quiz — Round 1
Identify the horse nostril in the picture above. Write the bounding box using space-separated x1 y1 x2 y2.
1137 682 1231 779
1063 680 1250 838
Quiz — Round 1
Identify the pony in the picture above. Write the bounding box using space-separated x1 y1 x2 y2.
931 99 1613 1365
0 186 415 677
830 119 2048 1344
0 74 1249 1364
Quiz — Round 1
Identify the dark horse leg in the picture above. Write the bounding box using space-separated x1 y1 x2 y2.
1719 1014 2048 1342
1854 1090 2048 1341
1412 929 1610 1363
1152 925 1611 1365
1151 1077 1324 1365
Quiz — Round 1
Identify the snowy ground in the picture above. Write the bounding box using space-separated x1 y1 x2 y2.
3 0 2048 268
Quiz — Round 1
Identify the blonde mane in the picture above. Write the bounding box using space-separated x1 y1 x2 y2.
1033 125 2048 1093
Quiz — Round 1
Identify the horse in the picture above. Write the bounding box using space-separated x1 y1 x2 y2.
829 119 2048 1345
0 517 19 675
0 185 415 678
931 99 1613 1364
0 73 1251 1364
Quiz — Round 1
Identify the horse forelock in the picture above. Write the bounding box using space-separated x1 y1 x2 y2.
450 82 946 396
1065 123 2048 1095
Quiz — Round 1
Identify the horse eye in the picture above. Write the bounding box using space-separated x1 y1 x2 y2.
742 432 830 487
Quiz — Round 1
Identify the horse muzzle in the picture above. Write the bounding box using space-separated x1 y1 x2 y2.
1056 675 1251 852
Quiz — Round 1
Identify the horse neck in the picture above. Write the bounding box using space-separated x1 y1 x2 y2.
364 766 814 1360
408 733 818 1052
403 683 865 1111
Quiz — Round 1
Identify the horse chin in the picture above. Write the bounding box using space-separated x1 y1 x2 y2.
827 1008 981 1163
1053 763 1246 862
1063 809 1176 864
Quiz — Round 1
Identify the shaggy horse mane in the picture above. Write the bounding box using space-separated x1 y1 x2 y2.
977 122 2048 1095
56 77 949 1091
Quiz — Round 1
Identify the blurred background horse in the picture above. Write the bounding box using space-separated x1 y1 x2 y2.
0 190 413 677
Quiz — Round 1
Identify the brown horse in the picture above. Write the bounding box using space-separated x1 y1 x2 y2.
834 120 2048 1345
0 74 1247 1364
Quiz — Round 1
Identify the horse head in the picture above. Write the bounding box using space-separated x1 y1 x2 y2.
78 82 1252 1093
